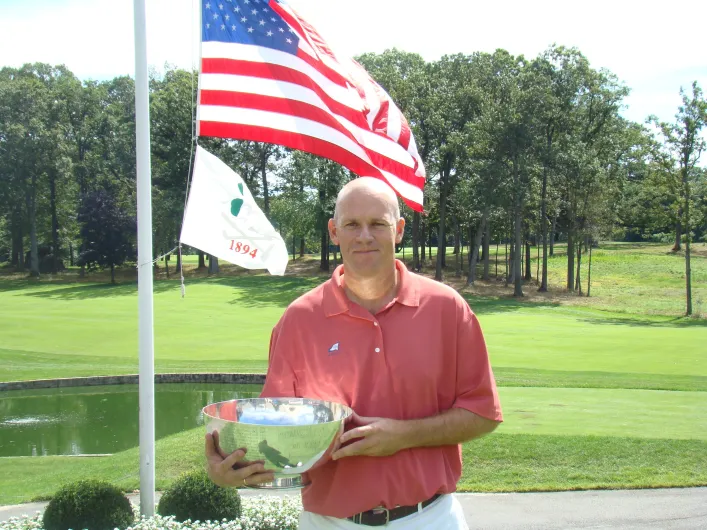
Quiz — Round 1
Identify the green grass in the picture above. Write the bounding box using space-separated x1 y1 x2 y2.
1 242 706 504
459 433 707 492
494 367 707 392
498 388 707 440
2 428 705 504
1 278 705 383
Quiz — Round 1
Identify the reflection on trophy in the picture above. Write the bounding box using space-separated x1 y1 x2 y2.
203 398 352 489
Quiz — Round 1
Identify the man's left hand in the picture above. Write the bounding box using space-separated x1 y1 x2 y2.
331 413 409 460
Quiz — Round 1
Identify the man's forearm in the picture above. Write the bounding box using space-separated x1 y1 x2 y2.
398 407 499 450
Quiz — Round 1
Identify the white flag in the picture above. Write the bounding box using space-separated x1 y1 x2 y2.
180 146 289 275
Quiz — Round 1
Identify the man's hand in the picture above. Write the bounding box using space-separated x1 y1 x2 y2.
331 408 499 461
331 413 410 460
205 430 275 487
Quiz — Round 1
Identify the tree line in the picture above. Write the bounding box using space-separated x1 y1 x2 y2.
1 46 705 313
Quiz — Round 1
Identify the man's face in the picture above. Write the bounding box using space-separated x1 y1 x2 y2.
328 188 404 278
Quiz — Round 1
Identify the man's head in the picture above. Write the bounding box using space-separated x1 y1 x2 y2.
328 177 405 279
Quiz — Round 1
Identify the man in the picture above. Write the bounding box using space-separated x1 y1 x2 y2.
206 177 503 529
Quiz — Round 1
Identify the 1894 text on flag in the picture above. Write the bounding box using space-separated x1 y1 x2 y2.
198 0 426 211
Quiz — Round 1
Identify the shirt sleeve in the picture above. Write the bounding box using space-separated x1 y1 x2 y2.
260 318 298 398
452 299 503 422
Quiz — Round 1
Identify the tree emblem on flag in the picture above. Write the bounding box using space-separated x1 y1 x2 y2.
231 183 245 217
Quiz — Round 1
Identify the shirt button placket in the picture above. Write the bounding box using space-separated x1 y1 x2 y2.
373 320 381 354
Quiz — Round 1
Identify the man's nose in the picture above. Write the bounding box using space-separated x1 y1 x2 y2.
356 224 374 241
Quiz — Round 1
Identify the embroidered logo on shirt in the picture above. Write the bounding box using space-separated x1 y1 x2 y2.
328 342 340 355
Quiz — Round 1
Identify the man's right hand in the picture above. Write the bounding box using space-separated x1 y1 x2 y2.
205 430 275 487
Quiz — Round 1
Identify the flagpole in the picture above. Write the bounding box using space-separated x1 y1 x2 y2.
133 0 155 517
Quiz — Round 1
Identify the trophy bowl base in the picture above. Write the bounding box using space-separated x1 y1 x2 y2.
246 474 304 490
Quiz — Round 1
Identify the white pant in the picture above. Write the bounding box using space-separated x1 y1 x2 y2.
299 494 469 530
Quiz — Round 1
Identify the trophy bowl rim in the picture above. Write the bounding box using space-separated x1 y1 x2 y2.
202 397 353 427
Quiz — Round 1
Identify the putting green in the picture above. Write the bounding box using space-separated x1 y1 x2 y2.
497 387 707 440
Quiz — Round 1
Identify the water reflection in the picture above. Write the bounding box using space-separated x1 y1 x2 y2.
0 383 262 457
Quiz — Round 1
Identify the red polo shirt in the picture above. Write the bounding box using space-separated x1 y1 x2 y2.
261 260 502 518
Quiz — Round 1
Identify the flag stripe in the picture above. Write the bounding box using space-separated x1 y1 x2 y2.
199 90 423 184
201 58 366 127
198 1 425 211
199 72 421 173
270 0 351 87
202 42 356 106
201 43 423 175
198 104 424 189
198 120 423 208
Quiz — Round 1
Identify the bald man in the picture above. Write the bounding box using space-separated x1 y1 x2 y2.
206 177 503 529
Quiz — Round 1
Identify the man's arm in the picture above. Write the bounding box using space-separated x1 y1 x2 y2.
332 408 499 460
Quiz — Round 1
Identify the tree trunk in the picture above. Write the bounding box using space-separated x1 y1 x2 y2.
428 224 433 261
69 241 74 267
17 230 25 271
208 255 219 274
198 251 206 269
513 206 523 297
110 263 115 284
11 216 22 268
420 219 426 265
587 242 593 297
575 244 582 294
49 171 60 273
550 214 557 257
524 232 531 281
299 237 305 258
683 173 692 315
495 241 499 280
427 223 432 263
260 151 270 218
333 246 338 268
412 211 420 270
540 166 549 291
26 184 39 278
567 225 575 291
508 242 515 285
320 224 329 272
536 232 540 282
165 255 170 279
453 218 460 256
504 238 509 285
454 219 461 277
482 221 490 280
467 212 487 285
513 158 523 297
175 250 181 274
435 172 448 282
292 234 296 261
673 218 682 252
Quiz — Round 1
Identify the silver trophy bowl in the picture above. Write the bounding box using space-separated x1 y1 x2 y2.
203 397 353 489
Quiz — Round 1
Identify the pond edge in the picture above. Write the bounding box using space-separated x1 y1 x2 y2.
0 373 266 391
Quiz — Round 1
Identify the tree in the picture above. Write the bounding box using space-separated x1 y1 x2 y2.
356 49 433 271
77 189 136 284
530 46 589 292
649 82 707 315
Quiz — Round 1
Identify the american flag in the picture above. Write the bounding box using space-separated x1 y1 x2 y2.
198 0 426 211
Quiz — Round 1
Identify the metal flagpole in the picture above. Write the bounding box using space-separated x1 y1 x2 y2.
133 0 155 517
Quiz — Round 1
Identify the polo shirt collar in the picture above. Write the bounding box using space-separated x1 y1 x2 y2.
323 259 420 317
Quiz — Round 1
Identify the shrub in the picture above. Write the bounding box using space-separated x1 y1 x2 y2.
42 480 134 530
157 469 242 523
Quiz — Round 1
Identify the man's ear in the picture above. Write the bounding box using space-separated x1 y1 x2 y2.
395 217 405 244
328 218 339 245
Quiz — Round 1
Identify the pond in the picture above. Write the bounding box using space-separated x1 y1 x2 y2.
0 383 263 457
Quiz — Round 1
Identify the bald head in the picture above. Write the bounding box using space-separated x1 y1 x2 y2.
334 177 400 223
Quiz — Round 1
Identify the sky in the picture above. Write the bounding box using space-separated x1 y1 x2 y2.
1 0 706 126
